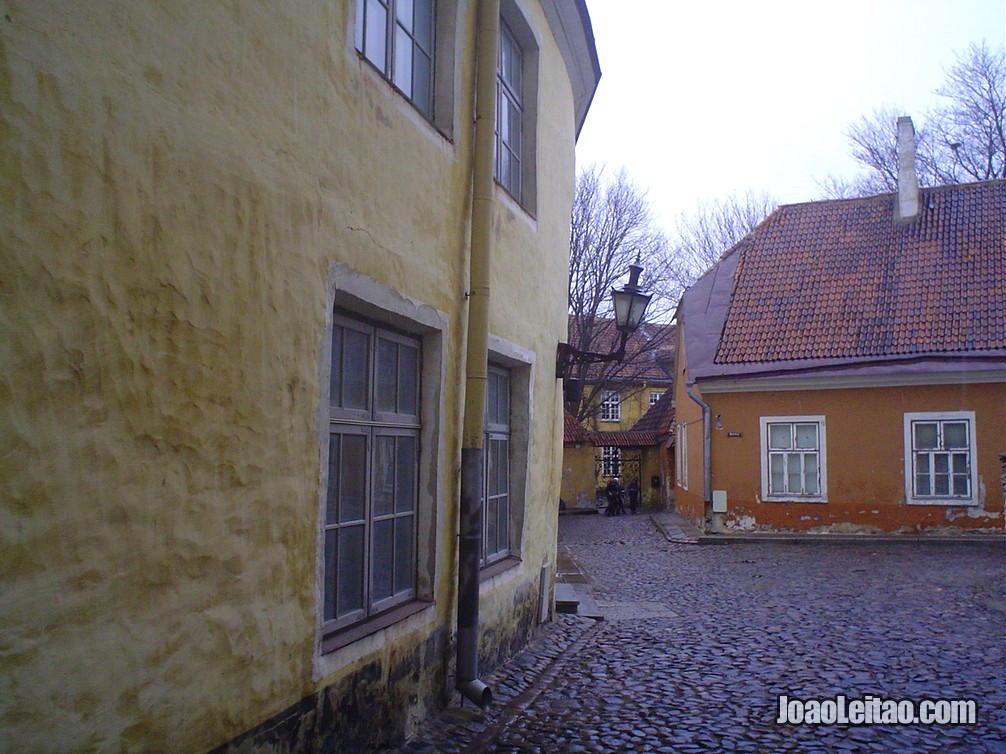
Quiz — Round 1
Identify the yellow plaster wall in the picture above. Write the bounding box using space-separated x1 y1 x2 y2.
0 0 579 750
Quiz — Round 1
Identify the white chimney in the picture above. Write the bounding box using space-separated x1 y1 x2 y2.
895 116 919 222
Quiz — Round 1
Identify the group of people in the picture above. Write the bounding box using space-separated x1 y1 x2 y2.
604 476 640 516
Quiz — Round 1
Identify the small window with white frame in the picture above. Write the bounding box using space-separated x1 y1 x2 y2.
650 391 663 407
601 446 620 478
483 365 511 566
600 390 621 422
904 411 977 505
759 416 827 502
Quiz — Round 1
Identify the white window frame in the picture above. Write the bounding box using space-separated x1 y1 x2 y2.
601 446 621 478
494 1 539 214
759 415 827 503
600 390 621 423
323 314 421 635
483 364 511 566
903 411 978 506
675 423 688 491
650 391 662 407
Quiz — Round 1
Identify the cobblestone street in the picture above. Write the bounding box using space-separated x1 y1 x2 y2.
399 514 1006 753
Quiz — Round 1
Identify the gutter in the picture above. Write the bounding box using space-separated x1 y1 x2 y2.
685 381 711 505
456 0 499 709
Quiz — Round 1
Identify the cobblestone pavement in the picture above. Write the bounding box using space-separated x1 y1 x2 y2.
399 514 1006 753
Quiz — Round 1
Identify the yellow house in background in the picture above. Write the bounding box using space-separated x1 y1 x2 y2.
560 322 675 510
1 1 599 751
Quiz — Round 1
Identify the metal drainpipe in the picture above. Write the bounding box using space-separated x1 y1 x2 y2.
456 0 499 709
686 381 712 505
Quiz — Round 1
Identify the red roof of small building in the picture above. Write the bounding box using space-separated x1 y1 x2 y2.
590 430 659 448
679 180 1006 384
563 410 592 444
629 389 675 436
716 181 1006 365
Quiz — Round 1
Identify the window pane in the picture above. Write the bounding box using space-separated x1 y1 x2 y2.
769 424 791 450
372 519 394 602
340 434 367 522
376 338 398 412
326 435 341 524
330 326 343 406
414 0 433 51
943 422 968 449
952 475 969 496
398 344 418 416
364 0 388 70
394 515 414 592
804 453 819 495
355 0 365 51
373 436 395 517
951 453 968 475
916 472 931 496
787 453 802 493
497 492 509 554
508 151 520 197
394 26 413 94
769 453 785 494
934 454 949 474
395 436 417 513
934 473 950 496
338 525 365 616
486 498 498 556
413 49 432 116
795 423 817 449
324 529 338 620
343 328 369 410
915 453 930 474
508 100 521 149
396 0 413 29
914 422 938 450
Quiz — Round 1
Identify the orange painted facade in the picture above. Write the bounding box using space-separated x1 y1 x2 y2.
673 351 1006 534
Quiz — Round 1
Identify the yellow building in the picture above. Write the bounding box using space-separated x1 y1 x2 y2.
1 1 599 751
560 321 674 508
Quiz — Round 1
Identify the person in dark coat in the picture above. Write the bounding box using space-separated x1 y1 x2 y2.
605 477 623 516
627 478 641 514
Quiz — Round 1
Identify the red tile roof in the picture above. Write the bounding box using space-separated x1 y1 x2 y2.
590 430 659 448
629 389 675 436
716 181 1006 365
563 410 592 444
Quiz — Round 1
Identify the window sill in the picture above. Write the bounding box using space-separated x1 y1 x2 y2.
480 556 521 582
321 599 434 654
762 497 828 504
906 498 978 507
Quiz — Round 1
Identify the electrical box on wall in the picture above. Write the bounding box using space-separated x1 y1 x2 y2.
712 490 728 513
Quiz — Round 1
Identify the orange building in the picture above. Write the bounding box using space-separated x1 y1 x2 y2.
674 122 1005 535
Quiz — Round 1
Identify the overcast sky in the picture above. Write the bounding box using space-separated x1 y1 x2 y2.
575 0 1006 234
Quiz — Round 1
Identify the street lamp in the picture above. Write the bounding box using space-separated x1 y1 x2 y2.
556 258 653 398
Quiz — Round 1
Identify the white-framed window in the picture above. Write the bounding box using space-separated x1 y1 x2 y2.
323 314 420 633
483 365 511 565
675 423 688 491
759 416 827 502
355 0 435 119
600 390 621 422
650 391 663 407
903 411 978 505
601 446 621 477
494 2 538 212
495 20 522 200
